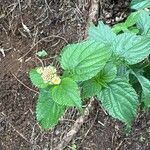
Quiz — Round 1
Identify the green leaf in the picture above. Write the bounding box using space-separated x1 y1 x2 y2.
135 75 150 110
112 12 140 34
36 89 65 129
117 65 130 82
97 78 138 126
97 62 117 84
82 62 117 99
89 21 116 44
52 78 82 109
112 23 128 34
144 64 150 80
117 65 127 77
125 12 140 27
36 50 48 58
82 78 102 99
137 11 150 35
129 26 140 34
131 0 150 10
61 40 112 81
29 68 48 88
113 33 150 64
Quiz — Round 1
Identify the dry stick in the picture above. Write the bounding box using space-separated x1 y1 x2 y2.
84 0 100 38
11 73 38 94
88 0 100 23
1 112 31 145
54 1 100 149
80 109 99 145
18 35 68 61
10 123 31 144
115 140 124 150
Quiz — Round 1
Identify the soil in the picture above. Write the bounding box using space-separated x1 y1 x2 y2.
0 0 150 150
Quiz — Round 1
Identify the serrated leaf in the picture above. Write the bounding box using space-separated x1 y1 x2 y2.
36 89 65 129
113 33 150 64
82 78 102 99
97 78 138 126
89 21 116 44
52 78 82 110
131 0 150 10
117 64 130 82
36 50 48 58
117 65 127 76
135 75 150 110
97 62 117 84
137 11 150 35
29 68 48 88
61 41 112 81
82 62 117 99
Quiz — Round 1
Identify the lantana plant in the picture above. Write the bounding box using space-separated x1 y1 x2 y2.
29 0 150 129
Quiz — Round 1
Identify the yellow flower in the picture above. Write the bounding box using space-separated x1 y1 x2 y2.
41 68 53 83
39 65 60 85
51 76 61 85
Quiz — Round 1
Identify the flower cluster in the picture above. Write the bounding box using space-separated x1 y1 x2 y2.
37 66 61 85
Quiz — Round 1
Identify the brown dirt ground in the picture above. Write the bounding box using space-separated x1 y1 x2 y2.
0 0 150 150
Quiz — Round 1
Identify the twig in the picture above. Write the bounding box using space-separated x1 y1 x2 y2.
44 0 55 12
80 109 99 145
1 112 31 144
4 3 18 18
18 35 68 60
84 0 100 38
35 56 44 68
11 73 38 94
10 123 31 144
88 0 99 24
115 140 124 150
17 0 23 22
